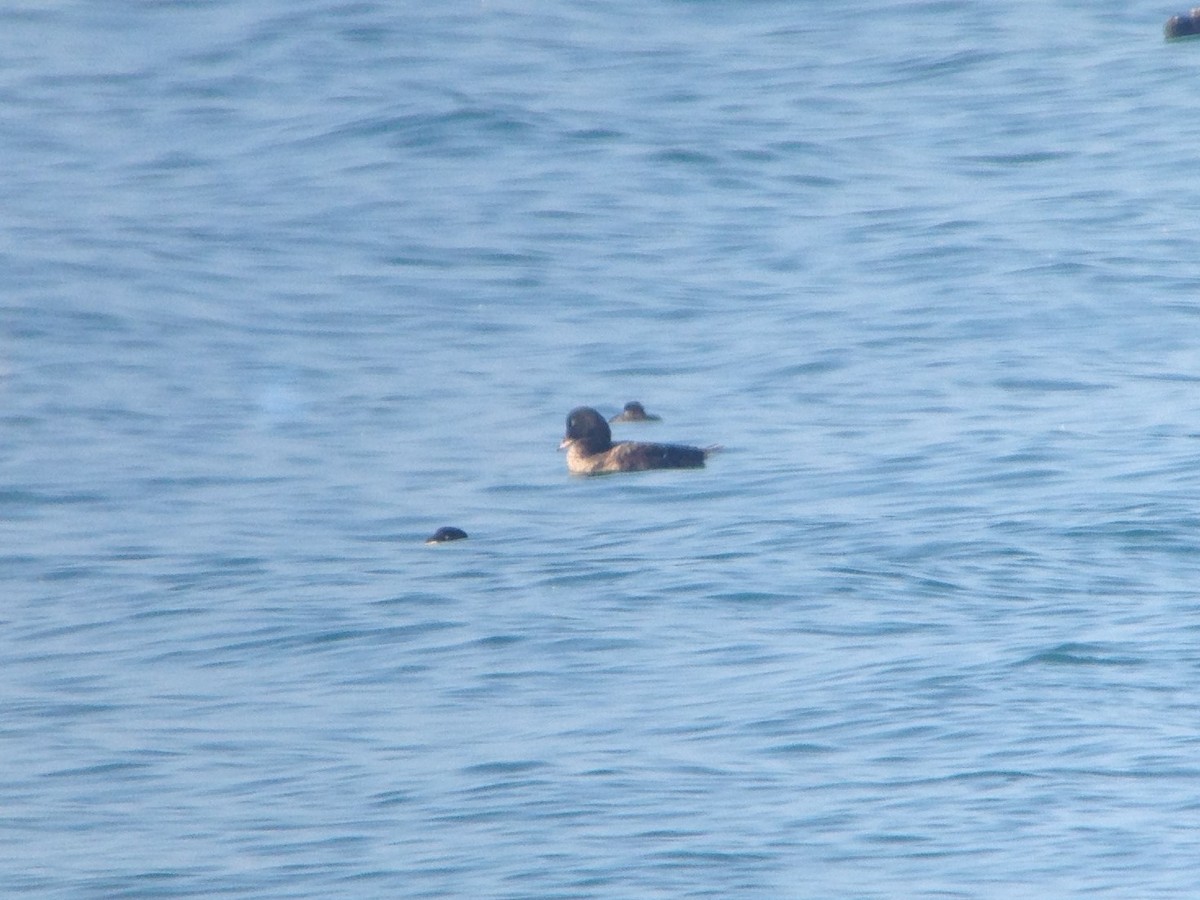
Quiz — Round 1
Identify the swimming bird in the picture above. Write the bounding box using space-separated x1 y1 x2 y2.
1166 8 1200 38
609 401 662 423
425 526 468 544
559 406 711 475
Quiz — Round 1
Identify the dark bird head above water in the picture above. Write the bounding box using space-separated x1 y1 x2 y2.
560 406 614 455
610 401 661 423
425 526 468 544
559 406 711 476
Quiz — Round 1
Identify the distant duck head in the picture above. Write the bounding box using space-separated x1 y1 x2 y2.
425 526 468 544
610 401 661 423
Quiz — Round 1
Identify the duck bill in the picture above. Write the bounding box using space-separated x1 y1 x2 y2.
558 436 573 451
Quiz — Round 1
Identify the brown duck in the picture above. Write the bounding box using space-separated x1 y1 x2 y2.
559 406 712 476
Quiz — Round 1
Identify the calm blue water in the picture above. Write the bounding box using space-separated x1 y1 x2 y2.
5 1 1200 896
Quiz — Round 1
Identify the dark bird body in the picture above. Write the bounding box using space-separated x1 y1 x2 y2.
1166 9 1200 38
425 526 468 544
